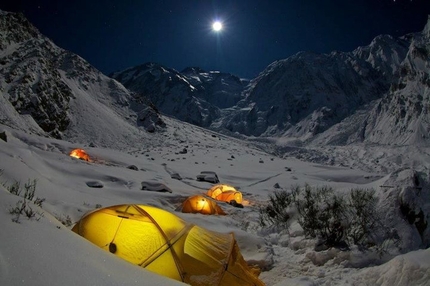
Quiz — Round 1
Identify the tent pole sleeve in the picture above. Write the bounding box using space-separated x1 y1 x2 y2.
132 204 189 282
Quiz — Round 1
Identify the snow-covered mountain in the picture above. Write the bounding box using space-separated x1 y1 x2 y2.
312 17 430 147
180 67 247 108
110 63 218 127
113 17 430 150
111 64 248 127
218 29 418 140
221 20 430 147
0 10 164 149
220 50 390 137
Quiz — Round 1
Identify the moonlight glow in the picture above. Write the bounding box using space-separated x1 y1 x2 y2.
212 21 223 32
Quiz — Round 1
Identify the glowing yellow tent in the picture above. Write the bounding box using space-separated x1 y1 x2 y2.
207 184 243 204
179 195 226 215
72 204 264 286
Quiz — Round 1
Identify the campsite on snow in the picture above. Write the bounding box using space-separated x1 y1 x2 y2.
0 9 430 286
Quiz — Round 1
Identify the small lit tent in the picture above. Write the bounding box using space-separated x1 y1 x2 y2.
69 148 90 161
179 195 226 215
207 184 243 204
72 204 263 286
214 190 243 204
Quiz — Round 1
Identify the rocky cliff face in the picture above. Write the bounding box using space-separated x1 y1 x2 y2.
0 12 73 137
0 10 164 145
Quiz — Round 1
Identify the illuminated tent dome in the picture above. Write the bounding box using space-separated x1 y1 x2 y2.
207 184 237 198
72 204 263 286
213 190 243 204
69 148 90 161
179 195 226 215
207 184 243 204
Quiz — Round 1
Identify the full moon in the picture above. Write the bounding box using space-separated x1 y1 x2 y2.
212 21 223 32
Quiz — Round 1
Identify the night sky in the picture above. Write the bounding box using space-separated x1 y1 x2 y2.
1 0 430 78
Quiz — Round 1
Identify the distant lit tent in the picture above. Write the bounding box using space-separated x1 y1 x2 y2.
207 184 237 198
69 148 90 161
207 184 243 204
72 204 263 286
179 195 226 215
214 190 243 205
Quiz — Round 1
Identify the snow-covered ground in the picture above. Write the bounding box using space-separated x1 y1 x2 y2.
0 118 429 286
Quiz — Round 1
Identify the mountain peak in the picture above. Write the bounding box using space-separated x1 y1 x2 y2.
181 67 207 74
423 15 430 37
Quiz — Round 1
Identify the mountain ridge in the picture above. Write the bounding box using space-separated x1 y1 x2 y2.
114 17 430 149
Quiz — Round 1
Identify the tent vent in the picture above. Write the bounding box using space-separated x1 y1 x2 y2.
109 242 117 253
